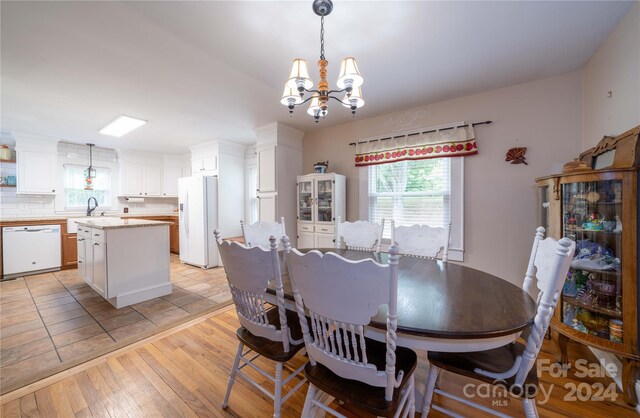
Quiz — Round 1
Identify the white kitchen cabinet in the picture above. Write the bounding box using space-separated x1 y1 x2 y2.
92 240 107 297
257 145 276 193
145 165 162 196
75 221 171 308
120 162 163 196
162 166 182 196
296 173 346 249
120 162 142 196
77 233 87 279
16 150 57 194
191 154 218 176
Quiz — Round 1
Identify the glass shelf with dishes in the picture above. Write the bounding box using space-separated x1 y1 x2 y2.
560 179 625 345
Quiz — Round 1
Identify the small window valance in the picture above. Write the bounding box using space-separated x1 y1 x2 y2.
354 121 478 167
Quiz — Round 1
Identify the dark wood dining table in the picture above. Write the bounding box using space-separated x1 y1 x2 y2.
270 248 537 352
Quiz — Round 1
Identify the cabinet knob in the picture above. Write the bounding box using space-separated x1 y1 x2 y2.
78 260 82 263
52 189 55 192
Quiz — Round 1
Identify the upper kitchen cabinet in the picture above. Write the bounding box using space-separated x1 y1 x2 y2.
162 154 190 197
191 154 218 176
14 133 59 195
117 151 163 197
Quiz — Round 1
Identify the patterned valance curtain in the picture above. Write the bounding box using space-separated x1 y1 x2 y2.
354 121 478 167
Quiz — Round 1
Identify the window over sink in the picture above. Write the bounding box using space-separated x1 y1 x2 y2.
63 164 112 210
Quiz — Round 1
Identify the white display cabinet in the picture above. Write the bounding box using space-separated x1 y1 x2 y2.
296 173 345 249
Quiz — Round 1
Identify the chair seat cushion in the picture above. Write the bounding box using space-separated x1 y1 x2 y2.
428 342 539 399
236 307 306 362
304 336 417 417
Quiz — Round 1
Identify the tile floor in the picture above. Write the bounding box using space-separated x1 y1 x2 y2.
0 254 232 394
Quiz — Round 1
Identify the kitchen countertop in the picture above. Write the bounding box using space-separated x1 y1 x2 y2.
0 213 178 223
75 218 172 230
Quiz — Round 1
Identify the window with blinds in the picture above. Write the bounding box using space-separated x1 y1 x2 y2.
64 164 112 210
368 158 451 239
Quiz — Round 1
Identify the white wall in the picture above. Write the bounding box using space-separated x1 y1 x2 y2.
583 2 640 150
303 71 584 286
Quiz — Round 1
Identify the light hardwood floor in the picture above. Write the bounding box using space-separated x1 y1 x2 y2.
1 306 637 417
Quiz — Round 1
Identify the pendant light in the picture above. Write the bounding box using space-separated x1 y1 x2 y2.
85 143 96 190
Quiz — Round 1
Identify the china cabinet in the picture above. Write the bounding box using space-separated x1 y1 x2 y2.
536 125 639 405
296 173 345 249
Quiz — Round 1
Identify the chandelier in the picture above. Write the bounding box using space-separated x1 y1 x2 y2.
280 0 364 123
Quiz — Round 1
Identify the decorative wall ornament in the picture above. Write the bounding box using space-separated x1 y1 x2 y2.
505 147 527 165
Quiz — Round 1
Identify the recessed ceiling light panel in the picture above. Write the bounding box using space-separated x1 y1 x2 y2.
99 115 147 137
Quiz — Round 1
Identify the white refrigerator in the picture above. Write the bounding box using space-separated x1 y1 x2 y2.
178 176 219 268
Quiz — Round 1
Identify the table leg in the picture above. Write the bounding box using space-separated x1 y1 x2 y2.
551 331 569 366
621 358 639 406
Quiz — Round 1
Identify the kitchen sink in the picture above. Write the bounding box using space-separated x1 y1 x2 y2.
67 216 121 233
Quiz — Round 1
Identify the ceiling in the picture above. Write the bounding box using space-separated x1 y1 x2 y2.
0 1 633 154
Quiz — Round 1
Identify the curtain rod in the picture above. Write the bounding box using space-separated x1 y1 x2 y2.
348 120 492 146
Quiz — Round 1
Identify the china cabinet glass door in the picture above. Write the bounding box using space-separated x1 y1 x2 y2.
315 178 333 224
561 179 623 344
298 180 313 222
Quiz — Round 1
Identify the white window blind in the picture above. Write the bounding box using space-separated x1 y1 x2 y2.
368 158 451 239
64 164 112 210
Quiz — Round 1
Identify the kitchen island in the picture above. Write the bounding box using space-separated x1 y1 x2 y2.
75 218 172 308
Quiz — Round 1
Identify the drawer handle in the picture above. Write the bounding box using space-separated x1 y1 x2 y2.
78 238 84 241
94 234 99 236
78 260 82 263
94 243 99 246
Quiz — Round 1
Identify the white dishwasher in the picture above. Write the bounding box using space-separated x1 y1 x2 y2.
3 225 61 279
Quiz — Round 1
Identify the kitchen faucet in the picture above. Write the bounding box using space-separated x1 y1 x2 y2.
87 197 98 216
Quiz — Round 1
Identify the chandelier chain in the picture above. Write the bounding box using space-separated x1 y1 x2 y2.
320 15 325 60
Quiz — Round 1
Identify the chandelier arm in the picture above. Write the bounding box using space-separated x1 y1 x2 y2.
327 95 345 103
326 88 347 95
293 96 318 106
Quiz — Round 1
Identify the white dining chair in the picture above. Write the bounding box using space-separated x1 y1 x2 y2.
240 217 286 249
420 228 575 418
214 232 306 418
283 236 417 418
390 221 452 261
334 216 384 252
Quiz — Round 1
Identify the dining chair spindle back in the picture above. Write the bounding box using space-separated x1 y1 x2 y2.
284 236 417 418
421 228 575 418
391 221 452 261
215 231 306 418
241 217 286 249
335 216 384 252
